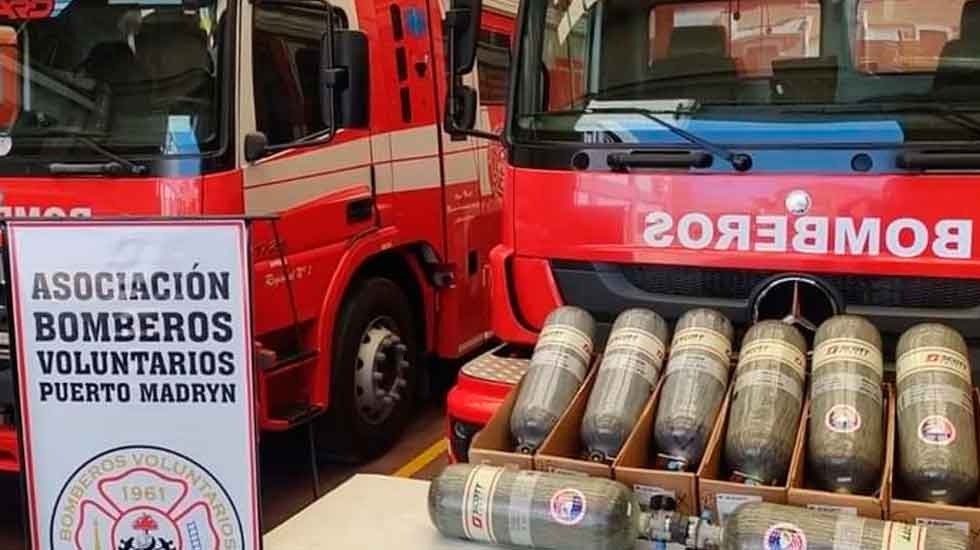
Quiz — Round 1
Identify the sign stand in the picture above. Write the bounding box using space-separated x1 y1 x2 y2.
307 422 321 500
4 218 264 550
267 220 322 503
5 238 32 550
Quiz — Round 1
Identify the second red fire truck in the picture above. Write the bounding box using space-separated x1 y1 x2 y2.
448 0 980 461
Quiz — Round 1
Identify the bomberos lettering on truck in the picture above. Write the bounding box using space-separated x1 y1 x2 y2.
643 212 973 259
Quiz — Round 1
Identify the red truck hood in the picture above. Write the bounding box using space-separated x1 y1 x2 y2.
514 169 979 279
0 175 210 217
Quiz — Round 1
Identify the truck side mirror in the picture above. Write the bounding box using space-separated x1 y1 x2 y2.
320 29 369 132
445 0 481 76
443 0 499 141
331 30 369 128
244 132 269 163
446 83 477 132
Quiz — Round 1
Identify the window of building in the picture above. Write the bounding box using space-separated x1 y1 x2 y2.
649 0 821 78
477 30 511 104
854 0 966 74
543 10 589 110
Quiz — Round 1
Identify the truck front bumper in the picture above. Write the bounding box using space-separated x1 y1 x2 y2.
445 344 530 462
0 423 18 472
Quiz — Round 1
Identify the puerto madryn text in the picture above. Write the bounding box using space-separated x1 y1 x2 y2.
28 269 240 405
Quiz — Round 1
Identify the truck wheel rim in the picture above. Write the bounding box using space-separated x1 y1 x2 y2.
354 316 410 426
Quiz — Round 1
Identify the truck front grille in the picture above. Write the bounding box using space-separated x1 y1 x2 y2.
549 260 980 351
615 264 980 310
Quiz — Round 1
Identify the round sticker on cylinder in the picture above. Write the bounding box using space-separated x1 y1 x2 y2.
918 415 957 446
549 488 587 526
764 522 807 550
825 404 862 434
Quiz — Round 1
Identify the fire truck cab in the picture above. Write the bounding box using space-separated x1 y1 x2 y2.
448 0 980 461
0 0 515 472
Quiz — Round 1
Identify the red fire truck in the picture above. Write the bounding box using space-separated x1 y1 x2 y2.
447 0 980 461
0 0 516 472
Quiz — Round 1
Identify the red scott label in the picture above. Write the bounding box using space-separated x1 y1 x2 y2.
0 0 54 19
642 212 972 259
461 466 504 544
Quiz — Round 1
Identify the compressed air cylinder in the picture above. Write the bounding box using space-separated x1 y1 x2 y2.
715 502 967 550
807 315 884 494
581 308 669 463
653 308 734 471
428 464 639 550
896 323 979 505
724 321 807 485
511 306 596 453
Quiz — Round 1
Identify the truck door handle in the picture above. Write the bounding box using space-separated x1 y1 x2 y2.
346 198 374 223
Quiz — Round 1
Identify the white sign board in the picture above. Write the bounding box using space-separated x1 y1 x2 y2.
8 220 259 550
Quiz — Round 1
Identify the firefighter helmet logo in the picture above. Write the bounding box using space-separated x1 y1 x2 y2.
117 512 176 550
51 446 245 550
785 190 812 216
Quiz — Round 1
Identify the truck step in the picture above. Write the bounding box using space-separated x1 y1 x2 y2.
266 403 326 431
262 349 318 376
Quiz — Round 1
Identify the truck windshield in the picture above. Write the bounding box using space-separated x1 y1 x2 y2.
0 0 224 165
512 0 980 147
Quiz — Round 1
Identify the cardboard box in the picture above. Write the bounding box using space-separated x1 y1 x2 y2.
469 358 599 471
787 385 895 519
889 389 980 549
697 392 807 523
468 375 536 470
534 369 611 478
613 385 729 516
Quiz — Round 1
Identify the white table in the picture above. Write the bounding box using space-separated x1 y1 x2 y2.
263 474 667 550
263 474 490 550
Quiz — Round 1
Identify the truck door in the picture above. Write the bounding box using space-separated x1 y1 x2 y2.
371 0 446 250
241 0 376 334
423 0 512 357
470 14 513 346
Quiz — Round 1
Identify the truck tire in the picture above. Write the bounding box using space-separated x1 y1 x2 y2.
320 277 420 461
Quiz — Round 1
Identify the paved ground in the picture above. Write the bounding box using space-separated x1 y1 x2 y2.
0 401 450 549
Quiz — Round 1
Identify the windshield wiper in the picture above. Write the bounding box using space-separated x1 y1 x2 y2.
607 150 714 170
25 129 148 176
584 106 753 172
48 161 146 176
579 71 738 103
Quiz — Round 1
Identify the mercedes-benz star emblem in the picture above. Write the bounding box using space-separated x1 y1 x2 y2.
785 190 812 216
752 276 839 334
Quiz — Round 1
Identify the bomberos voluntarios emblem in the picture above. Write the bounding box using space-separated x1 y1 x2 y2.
51 446 244 550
